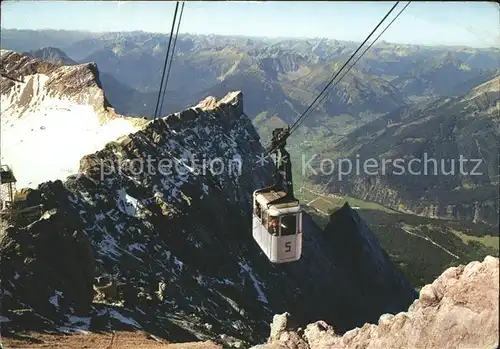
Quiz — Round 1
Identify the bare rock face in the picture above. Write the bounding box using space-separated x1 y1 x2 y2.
0 206 96 330
251 313 309 349
258 315 336 349
1 50 113 116
258 256 499 349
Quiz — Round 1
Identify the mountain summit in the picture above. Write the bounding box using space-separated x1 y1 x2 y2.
0 50 145 189
26 46 78 66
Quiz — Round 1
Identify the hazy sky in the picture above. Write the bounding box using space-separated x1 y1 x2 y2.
1 1 499 47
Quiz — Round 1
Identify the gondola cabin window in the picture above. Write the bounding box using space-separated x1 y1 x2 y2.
280 213 297 236
254 202 261 218
268 215 279 235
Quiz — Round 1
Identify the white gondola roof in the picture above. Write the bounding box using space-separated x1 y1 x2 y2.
254 189 301 214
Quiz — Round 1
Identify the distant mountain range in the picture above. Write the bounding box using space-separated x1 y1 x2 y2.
4 29 498 126
3 29 499 228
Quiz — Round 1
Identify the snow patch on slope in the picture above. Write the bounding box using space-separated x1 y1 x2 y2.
239 262 268 304
109 310 142 328
1 73 50 114
49 290 63 308
1 75 140 188
0 49 13 57
116 188 142 218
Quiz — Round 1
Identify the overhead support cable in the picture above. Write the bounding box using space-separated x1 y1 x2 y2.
158 1 185 117
154 1 180 120
266 1 410 154
291 1 412 133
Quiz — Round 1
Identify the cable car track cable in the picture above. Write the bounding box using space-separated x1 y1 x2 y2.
291 1 411 133
158 1 185 118
265 1 403 154
153 1 180 120
288 1 400 135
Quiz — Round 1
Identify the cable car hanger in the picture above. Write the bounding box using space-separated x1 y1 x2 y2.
154 1 185 120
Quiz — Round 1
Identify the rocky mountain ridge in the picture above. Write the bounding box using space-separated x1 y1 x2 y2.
0 50 146 189
1 56 417 347
1 32 497 349
0 49 125 119
308 75 499 227
26 46 78 66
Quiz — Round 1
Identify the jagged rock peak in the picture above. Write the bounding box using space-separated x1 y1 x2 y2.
79 90 259 185
324 201 417 312
26 46 78 66
0 50 112 114
195 91 243 113
256 255 499 349
98 91 251 174
158 91 245 129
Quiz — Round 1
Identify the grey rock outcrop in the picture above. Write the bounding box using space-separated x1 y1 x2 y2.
1 50 119 117
256 255 499 349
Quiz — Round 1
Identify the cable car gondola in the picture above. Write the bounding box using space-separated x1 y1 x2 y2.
252 126 303 263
